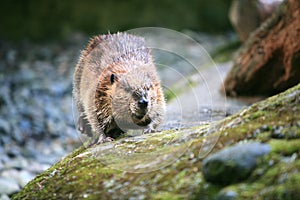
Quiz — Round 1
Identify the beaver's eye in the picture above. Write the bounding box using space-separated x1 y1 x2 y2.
110 74 116 85
132 91 141 100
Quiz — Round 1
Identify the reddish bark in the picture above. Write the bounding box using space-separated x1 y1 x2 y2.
224 0 300 96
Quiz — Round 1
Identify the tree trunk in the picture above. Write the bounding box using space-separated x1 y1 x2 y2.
224 0 300 96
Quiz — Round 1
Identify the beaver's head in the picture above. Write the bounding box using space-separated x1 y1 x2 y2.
110 67 157 130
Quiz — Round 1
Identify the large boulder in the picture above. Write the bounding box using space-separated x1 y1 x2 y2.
13 83 300 199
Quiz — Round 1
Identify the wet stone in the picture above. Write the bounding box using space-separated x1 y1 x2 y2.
4 157 29 170
0 119 11 134
217 190 238 200
202 142 270 185
6 146 21 158
1 169 20 179
25 161 50 174
0 194 10 200
271 125 285 139
0 177 20 195
1 169 35 188
17 170 35 187
269 124 300 139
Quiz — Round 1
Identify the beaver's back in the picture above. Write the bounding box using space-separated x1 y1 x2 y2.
75 33 152 100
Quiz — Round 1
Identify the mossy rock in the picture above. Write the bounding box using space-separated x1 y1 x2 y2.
13 83 300 199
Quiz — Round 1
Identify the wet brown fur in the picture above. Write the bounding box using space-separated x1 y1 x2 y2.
73 33 165 144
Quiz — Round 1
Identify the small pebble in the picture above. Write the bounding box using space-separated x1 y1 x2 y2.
1 169 35 187
217 190 238 200
0 194 10 200
0 177 20 195
18 170 35 187
4 157 29 170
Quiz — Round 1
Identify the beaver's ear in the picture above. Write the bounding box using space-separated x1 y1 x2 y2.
110 74 116 85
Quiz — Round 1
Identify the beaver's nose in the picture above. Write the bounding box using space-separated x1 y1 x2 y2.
138 96 148 108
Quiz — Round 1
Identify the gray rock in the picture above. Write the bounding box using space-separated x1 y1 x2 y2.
35 153 60 165
0 177 20 195
202 142 270 185
1 169 35 187
0 154 10 164
25 162 50 174
0 118 11 134
17 170 35 187
1 169 20 179
0 194 10 200
6 146 21 158
217 190 238 200
4 157 29 170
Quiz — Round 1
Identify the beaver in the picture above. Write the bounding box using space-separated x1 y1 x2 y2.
73 32 166 144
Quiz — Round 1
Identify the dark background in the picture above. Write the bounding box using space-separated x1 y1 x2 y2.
0 0 232 41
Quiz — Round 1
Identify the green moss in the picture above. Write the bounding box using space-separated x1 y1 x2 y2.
255 132 270 142
152 192 185 200
249 110 266 120
224 160 300 199
13 83 300 199
269 139 300 155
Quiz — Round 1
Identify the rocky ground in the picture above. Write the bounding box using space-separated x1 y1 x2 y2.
0 32 248 199
0 35 85 199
